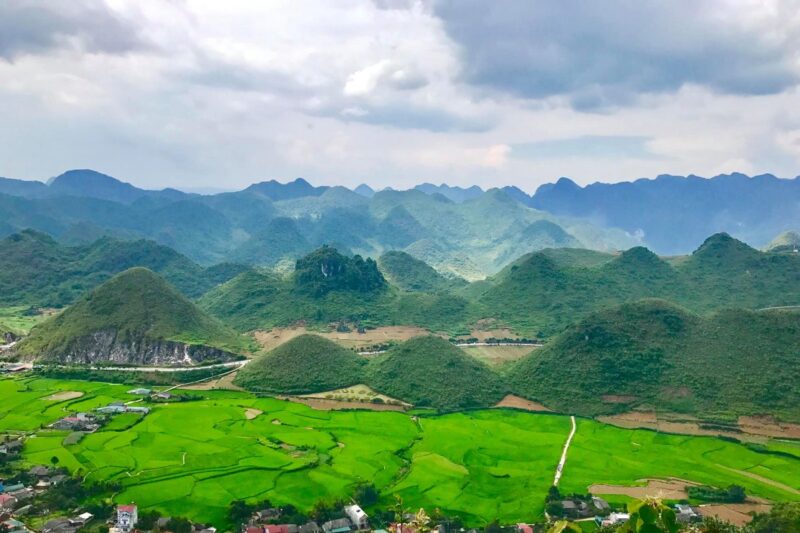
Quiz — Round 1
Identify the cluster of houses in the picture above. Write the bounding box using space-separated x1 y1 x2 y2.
245 504 370 533
42 512 95 533
95 402 150 415
107 504 216 533
50 412 100 432
128 388 173 401
0 465 71 533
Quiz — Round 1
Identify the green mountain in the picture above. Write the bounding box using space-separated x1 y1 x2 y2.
478 233 800 337
15 268 250 365
0 230 246 307
378 251 466 292
508 299 800 421
294 246 385 296
199 258 473 334
365 336 507 411
234 334 364 394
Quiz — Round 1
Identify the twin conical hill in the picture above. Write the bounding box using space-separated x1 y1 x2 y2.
365 336 506 411
16 267 249 365
234 334 364 394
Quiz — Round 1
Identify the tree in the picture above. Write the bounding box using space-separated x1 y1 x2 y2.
484 520 502 533
749 502 800 533
546 522 581 533
165 517 192 533
411 509 432 533
618 498 680 533
726 485 745 503
353 483 379 507
50 456 60 467
228 500 253 526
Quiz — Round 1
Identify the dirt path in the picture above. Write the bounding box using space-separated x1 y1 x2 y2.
553 415 576 486
715 464 800 495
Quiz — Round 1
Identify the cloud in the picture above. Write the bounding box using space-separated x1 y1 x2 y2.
0 0 149 61
512 136 659 160
344 60 428 96
433 0 800 108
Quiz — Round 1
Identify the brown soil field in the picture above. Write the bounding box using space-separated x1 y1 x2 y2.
244 408 262 420
699 503 771 526
180 371 243 391
254 326 430 351
590 478 700 500
299 384 410 407
494 394 552 412
45 391 84 401
281 396 408 412
599 411 800 441
460 345 533 367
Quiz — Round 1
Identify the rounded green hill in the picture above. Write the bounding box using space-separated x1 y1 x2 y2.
365 335 507 411
234 334 365 394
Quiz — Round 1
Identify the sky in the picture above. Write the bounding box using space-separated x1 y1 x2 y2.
2 0 800 193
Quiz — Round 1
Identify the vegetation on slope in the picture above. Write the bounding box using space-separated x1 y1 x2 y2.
365 336 507 411
234 334 365 394
480 233 800 336
508 299 800 421
16 268 251 359
378 251 466 292
0 230 246 307
200 248 474 334
765 230 800 253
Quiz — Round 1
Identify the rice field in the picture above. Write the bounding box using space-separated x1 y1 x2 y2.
2 376 800 527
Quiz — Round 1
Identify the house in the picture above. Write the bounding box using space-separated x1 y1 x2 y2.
517 524 533 533
344 504 368 530
50 474 68 486
595 513 630 527
264 525 298 533
96 405 126 414
321 518 351 533
591 497 610 511
254 508 281 522
28 466 52 478
8 488 34 502
127 388 152 395
42 518 77 533
389 525 417 533
70 512 94 526
2 485 24 495
154 392 172 400
298 522 320 533
0 494 17 511
3 518 28 533
117 504 138 532
126 406 150 414
246 527 263 533
0 440 23 455
674 504 700 523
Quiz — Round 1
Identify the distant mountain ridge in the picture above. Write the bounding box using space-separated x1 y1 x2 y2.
524 172 800 254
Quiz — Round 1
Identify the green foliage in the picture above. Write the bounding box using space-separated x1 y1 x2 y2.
687 484 746 503
295 246 385 296
234 334 365 394
480 233 800 337
0 230 246 307
509 299 800 420
748 502 800 533
378 251 467 292
15 267 252 360
619 499 679 533
365 336 507 411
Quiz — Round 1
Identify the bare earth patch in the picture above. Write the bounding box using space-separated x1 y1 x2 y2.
298 384 411 408
271 419 282 425
460 345 533 367
494 395 552 412
599 411 800 441
244 408 262 420
590 478 700 500
282 396 408 412
699 503 772 526
181 371 243 391
46 391 84 401
254 326 430 351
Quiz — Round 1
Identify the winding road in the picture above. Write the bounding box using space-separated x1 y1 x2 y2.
553 415 577 486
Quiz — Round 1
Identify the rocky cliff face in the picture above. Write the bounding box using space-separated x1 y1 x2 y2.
32 330 239 366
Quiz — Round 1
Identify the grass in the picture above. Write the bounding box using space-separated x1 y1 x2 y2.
0 306 51 335
4 376 800 529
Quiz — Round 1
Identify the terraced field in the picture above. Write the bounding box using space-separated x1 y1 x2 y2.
3 377 800 528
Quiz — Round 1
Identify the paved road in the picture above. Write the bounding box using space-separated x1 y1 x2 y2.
553 415 577 486
34 359 249 373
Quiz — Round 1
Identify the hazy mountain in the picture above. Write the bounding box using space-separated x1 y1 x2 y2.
526 172 800 254
354 184 375 197
245 177 328 200
766 230 800 253
413 183 484 203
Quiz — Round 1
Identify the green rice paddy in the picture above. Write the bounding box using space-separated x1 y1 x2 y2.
2 377 799 527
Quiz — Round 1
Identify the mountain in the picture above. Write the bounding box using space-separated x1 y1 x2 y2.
200 247 474 333
231 217 312 265
478 233 800 337
294 246 385 296
234 334 365 394
527 172 800 254
0 230 246 307
766 231 800 253
245 177 328 200
507 299 800 421
354 184 375 198
15 268 250 365
0 176 49 198
365 336 506 411
378 251 466 292
414 183 484 203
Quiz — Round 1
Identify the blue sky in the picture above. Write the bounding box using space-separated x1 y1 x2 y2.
1 0 800 192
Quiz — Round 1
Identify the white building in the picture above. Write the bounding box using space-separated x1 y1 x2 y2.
344 504 368 530
117 504 138 532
